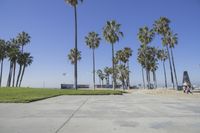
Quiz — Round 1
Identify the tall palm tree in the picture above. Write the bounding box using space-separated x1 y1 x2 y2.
162 31 177 89
115 48 132 89
154 17 175 88
16 31 31 53
137 26 155 89
145 46 158 89
0 39 7 87
65 0 83 90
11 39 20 87
137 47 146 89
16 53 25 87
16 32 31 87
103 20 123 90
157 49 168 88
6 40 20 87
19 53 33 87
148 47 158 89
168 31 178 89
123 47 133 89
85 32 101 90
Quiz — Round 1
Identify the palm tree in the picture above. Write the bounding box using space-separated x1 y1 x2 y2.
104 67 111 87
116 50 125 65
6 40 20 87
154 17 175 88
168 31 178 89
115 48 132 89
96 69 105 88
16 53 25 87
15 32 31 87
16 31 31 53
116 64 129 90
68 48 81 65
162 31 177 89
65 0 83 90
11 39 20 87
137 47 146 89
68 48 81 89
19 53 33 87
103 20 123 90
148 47 158 89
85 32 101 90
123 47 133 89
157 49 168 88
137 26 155 89
0 39 7 87
145 46 157 89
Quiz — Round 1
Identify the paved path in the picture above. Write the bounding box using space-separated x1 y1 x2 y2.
0 92 200 133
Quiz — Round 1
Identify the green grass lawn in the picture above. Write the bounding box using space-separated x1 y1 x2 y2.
0 87 124 103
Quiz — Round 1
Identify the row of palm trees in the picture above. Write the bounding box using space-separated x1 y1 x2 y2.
67 20 126 90
137 17 178 89
65 0 179 90
0 32 33 87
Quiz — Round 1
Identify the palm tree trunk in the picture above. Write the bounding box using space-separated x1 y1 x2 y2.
142 67 146 89
170 48 178 89
7 62 13 87
106 75 109 86
127 61 130 89
153 71 157 89
108 75 110 86
166 45 175 89
0 59 4 87
19 65 25 87
146 69 148 89
16 65 22 87
74 6 78 90
155 72 157 88
163 61 168 88
92 49 96 90
112 44 115 90
122 80 125 90
12 61 16 87
148 70 151 89
99 78 101 87
146 69 151 89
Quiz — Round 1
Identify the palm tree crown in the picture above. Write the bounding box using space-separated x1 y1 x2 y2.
68 48 81 64
157 49 168 61
65 0 83 7
138 26 155 46
17 32 31 52
0 39 7 60
103 20 123 44
85 32 101 49
162 31 178 48
153 17 170 36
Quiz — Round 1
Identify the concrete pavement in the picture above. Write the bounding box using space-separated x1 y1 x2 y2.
0 91 200 133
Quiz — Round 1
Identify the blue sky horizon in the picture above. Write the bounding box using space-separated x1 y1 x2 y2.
0 0 200 88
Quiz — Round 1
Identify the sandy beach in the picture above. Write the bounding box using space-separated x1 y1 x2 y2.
135 88 200 98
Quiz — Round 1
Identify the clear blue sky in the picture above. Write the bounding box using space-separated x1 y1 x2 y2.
0 0 200 88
